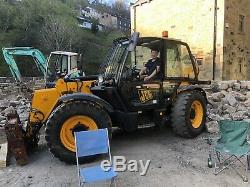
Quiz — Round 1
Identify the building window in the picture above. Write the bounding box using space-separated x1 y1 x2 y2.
239 15 245 33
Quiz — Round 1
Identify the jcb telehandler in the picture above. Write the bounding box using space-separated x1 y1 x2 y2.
10 33 210 163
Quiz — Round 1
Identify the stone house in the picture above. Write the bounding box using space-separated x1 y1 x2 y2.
131 0 250 80
80 6 118 30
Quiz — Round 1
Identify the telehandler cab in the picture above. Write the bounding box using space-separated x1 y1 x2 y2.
10 33 210 163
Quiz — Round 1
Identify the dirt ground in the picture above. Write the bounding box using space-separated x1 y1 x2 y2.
0 126 249 187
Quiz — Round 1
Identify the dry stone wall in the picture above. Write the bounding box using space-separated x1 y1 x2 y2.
0 77 45 127
206 80 250 133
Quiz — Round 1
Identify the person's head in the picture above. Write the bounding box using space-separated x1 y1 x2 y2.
151 49 159 59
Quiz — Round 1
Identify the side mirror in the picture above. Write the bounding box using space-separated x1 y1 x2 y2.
192 55 200 75
128 32 139 52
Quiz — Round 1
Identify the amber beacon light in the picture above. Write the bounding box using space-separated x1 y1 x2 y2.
162 31 169 38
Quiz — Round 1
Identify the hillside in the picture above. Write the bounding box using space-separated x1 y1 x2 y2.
0 0 126 76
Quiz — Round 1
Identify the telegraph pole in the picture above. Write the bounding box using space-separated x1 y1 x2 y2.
213 0 218 80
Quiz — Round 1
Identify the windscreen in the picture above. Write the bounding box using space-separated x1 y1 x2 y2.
99 39 129 80
46 54 68 82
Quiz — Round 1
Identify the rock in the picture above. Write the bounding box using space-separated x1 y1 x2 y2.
232 92 247 102
19 113 29 122
237 105 247 112
0 115 6 121
10 101 21 107
240 81 248 89
208 113 224 121
1 106 16 116
222 114 231 120
0 120 6 125
206 121 219 134
16 95 24 101
224 104 237 114
227 80 237 88
232 111 247 121
247 81 250 90
233 83 241 91
211 82 220 93
209 92 224 102
0 100 10 109
225 94 238 107
244 99 250 107
246 92 250 99
218 81 229 90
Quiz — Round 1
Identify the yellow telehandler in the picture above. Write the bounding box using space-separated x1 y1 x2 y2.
7 33 210 163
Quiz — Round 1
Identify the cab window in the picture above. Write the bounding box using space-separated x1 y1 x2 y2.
70 56 78 70
165 42 195 78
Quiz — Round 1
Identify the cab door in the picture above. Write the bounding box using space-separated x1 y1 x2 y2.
119 39 163 111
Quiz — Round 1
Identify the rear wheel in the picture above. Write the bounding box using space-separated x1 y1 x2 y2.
45 101 112 164
171 91 206 138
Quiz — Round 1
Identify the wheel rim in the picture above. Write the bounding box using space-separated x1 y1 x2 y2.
60 115 98 152
190 100 204 129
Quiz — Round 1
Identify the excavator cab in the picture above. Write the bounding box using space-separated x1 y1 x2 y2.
2 48 84 88
45 51 83 88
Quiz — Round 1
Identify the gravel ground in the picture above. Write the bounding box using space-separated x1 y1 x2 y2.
0 126 249 187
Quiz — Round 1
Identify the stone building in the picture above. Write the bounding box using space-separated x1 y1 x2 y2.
80 6 130 32
131 0 250 80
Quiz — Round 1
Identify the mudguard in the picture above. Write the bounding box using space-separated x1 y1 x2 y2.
58 93 114 113
178 85 207 102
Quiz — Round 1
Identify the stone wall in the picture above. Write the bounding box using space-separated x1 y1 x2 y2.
206 80 250 133
223 0 250 80
0 77 45 98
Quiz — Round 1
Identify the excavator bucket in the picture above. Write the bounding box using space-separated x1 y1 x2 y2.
4 112 29 166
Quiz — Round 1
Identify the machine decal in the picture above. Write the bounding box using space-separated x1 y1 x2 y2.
138 89 154 103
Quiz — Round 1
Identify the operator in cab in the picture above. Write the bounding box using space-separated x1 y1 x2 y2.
139 48 160 82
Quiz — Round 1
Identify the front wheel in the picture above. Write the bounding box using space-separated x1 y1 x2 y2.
171 91 206 138
45 101 112 164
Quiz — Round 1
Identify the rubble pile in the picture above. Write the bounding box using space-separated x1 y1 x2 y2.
206 81 250 133
0 95 31 127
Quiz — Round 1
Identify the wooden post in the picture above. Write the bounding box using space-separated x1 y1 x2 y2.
0 143 8 168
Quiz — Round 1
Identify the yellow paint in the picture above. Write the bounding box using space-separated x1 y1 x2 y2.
29 79 96 124
190 100 204 128
60 115 98 152
29 88 60 123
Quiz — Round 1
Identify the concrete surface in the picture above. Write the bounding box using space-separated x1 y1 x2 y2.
0 126 249 187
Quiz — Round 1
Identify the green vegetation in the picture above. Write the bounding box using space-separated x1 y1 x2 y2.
0 0 127 76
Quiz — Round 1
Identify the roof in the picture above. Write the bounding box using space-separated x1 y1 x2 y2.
51 51 78 56
139 37 182 42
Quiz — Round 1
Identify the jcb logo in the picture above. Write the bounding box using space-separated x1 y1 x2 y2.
138 89 153 103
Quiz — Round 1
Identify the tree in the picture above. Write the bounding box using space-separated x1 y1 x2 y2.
0 2 16 32
112 0 129 18
40 15 78 52
91 19 99 34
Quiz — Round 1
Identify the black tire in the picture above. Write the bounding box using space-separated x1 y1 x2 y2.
171 91 206 138
45 100 112 164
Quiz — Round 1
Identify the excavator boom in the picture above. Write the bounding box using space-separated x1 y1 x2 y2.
2 47 47 81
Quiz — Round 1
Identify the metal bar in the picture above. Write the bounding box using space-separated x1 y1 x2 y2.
212 0 218 80
74 133 82 187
